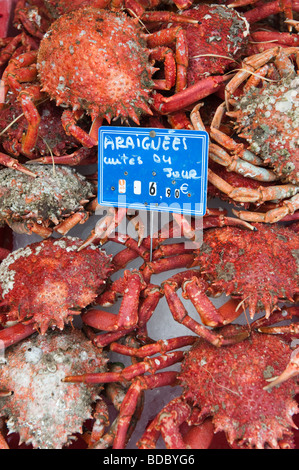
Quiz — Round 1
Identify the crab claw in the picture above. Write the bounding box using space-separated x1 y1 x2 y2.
263 347 299 390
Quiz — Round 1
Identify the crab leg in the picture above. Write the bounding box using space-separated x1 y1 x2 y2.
233 0 294 31
134 285 162 338
181 277 244 326
84 283 160 343
263 348 299 390
145 25 189 93
0 152 36 177
225 47 299 107
78 207 128 250
285 19 299 30
18 88 44 157
65 364 179 449
108 234 149 261
32 146 97 166
152 242 195 260
85 327 131 348
1 50 37 101
140 253 195 283
208 146 279 182
111 247 140 272
64 351 184 385
141 11 198 25
22 220 53 238
208 170 298 205
163 282 250 346
3 51 44 157
252 305 299 334
85 397 110 447
110 335 196 357
232 193 299 223
0 323 36 350
191 104 280 184
249 30 299 47
54 212 90 235
83 270 146 331
61 109 97 147
14 0 51 38
113 372 178 449
91 367 144 449
142 397 193 449
208 141 276 181
0 33 37 67
153 74 233 114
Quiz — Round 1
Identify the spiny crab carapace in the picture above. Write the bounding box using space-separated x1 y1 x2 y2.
192 222 299 319
0 328 110 449
0 236 113 336
138 323 299 449
64 308 299 449
0 164 96 238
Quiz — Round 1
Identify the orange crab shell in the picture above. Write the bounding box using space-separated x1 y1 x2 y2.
37 8 155 123
0 237 113 334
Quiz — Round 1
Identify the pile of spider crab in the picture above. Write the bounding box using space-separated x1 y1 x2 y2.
0 0 298 450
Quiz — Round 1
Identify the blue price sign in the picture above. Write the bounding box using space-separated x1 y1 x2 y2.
98 126 208 216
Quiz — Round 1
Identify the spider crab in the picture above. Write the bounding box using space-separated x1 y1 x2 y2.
0 236 113 343
0 163 96 237
0 327 142 449
0 235 156 355
64 305 299 449
200 46 299 224
1 6 234 160
112 219 299 340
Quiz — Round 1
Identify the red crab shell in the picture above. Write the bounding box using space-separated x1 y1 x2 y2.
158 4 250 86
0 237 113 333
0 327 108 448
194 223 299 318
180 324 299 449
37 8 154 123
0 94 81 158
